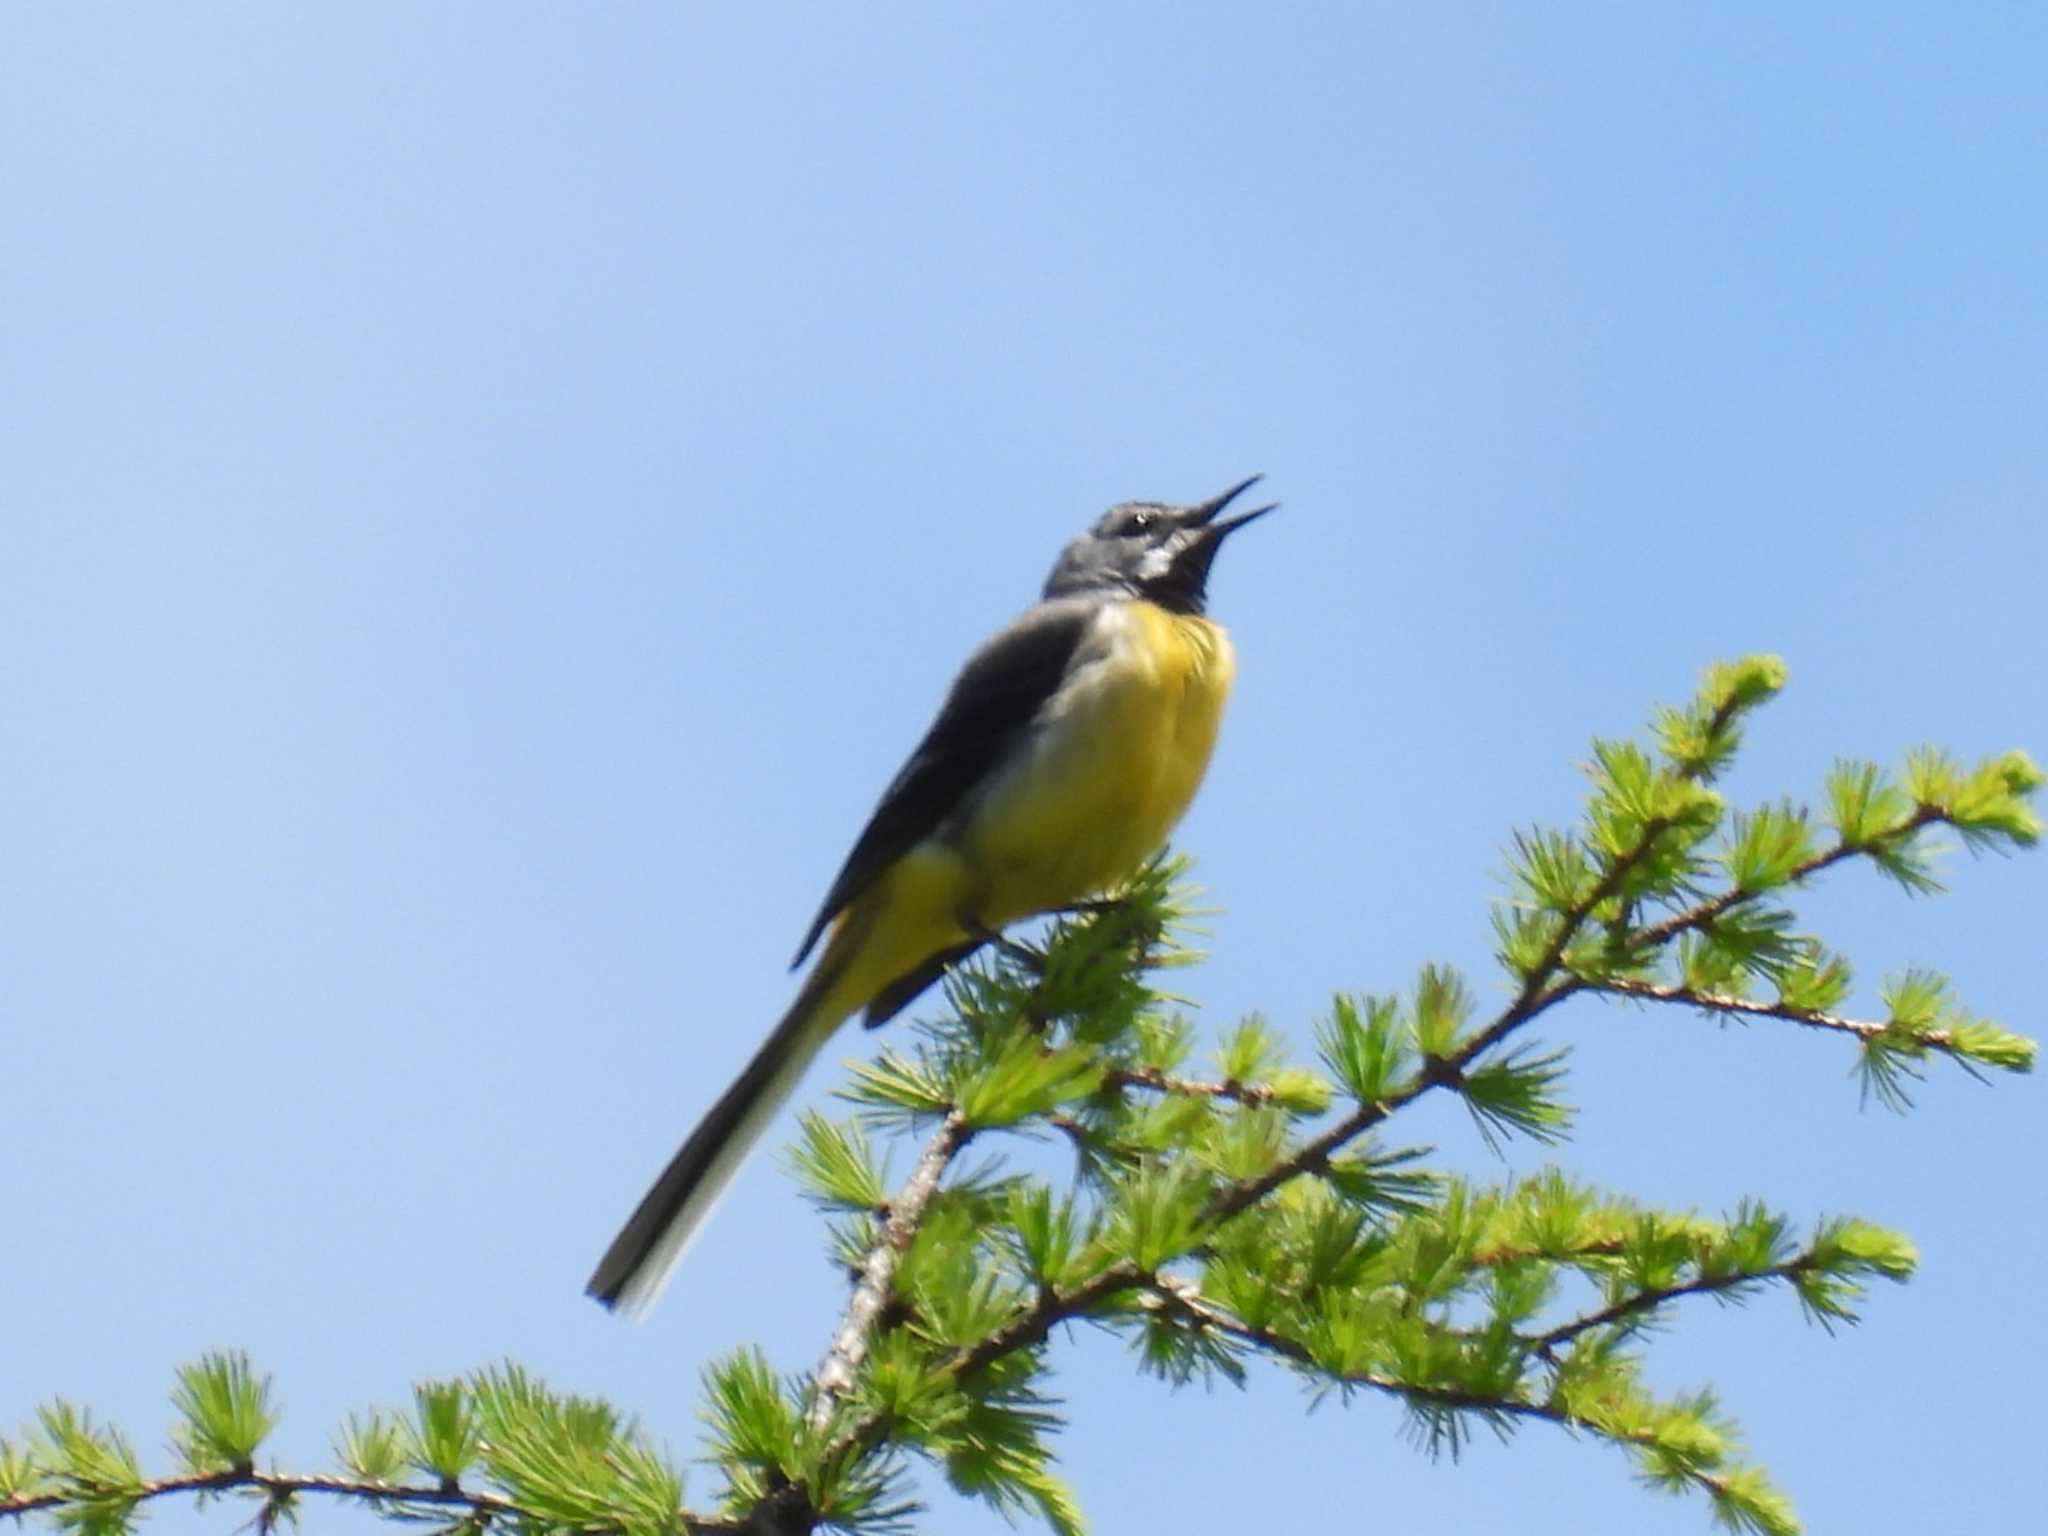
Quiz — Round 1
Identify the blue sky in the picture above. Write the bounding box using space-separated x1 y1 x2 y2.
5 6 2043 1532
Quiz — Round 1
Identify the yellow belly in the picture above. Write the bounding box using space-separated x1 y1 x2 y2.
806 599 1236 1029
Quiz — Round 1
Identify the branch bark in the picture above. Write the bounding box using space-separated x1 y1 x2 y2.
809 1109 972 1430
1586 976 1906 1044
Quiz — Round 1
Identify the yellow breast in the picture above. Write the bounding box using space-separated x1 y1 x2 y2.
961 599 1237 923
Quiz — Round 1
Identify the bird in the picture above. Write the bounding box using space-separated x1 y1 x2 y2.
587 477 1274 1314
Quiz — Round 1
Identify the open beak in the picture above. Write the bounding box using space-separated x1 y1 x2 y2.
1182 474 1278 539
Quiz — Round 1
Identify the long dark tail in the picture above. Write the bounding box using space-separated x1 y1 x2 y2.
586 971 844 1315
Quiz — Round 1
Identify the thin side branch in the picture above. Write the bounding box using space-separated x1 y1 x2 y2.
942 1261 1146 1384
1142 1276 1555 1419
1588 976 1903 1045
1105 1065 1285 1106
1635 807 1946 953
1508 817 1675 1027
1137 1279 1744 1507
1531 1259 1816 1355
0 1468 729 1532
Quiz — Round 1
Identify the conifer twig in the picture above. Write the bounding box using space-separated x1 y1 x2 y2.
1 1470 543 1529
1634 807 1946 954
1103 1065 1284 1105
1136 1278 1747 1506
1141 1276 1555 1418
1585 977 1909 1045
1530 1258 1818 1355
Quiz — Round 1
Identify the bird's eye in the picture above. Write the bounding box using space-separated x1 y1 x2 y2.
1119 510 1154 536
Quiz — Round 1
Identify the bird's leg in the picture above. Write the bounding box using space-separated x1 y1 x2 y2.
1055 893 1163 959
1055 898 1126 918
958 910 1045 973
958 910 1057 1035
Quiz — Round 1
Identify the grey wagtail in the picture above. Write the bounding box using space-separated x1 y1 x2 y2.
587 477 1274 1313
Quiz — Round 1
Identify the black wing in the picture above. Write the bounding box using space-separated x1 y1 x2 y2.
790 596 1100 967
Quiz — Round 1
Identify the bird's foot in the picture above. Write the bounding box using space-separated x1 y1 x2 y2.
1056 897 1126 918
959 913 1046 973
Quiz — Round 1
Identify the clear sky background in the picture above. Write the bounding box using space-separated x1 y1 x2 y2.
5 7 2043 1533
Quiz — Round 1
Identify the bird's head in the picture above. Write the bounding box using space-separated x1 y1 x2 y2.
1041 476 1276 614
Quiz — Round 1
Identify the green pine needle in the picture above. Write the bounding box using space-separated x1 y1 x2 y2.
790 1110 890 1211
470 1364 681 1536
1460 1045 1574 1149
332 1409 406 1485
170 1351 278 1474
701 1348 801 1483
0 1437 47 1504
404 1380 479 1484
1215 1014 1286 1085
1412 965 1476 1059
1316 993 1413 1104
